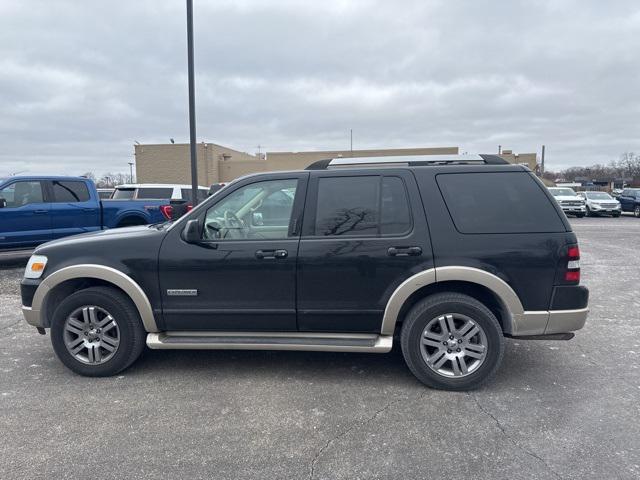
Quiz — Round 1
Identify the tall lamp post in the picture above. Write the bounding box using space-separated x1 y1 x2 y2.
186 0 199 206
128 162 134 183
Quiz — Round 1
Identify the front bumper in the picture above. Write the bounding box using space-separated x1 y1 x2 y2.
21 278 44 328
560 205 586 214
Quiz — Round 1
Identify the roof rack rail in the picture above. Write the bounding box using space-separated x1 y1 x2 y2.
305 154 509 170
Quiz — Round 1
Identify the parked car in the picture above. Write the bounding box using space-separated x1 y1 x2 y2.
577 191 621 217
547 187 586 217
96 188 114 199
21 155 588 391
0 176 171 250
112 184 209 202
618 188 640 217
207 182 228 196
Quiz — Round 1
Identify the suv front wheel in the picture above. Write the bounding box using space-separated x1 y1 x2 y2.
400 292 504 390
50 286 146 377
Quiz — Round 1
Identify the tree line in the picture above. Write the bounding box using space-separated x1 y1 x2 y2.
81 172 133 188
543 152 640 183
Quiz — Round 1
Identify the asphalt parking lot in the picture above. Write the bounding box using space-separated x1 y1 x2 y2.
1 216 639 480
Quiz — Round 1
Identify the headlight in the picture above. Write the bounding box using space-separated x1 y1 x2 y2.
25 255 48 279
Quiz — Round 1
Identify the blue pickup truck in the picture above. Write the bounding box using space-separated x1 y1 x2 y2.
0 176 171 250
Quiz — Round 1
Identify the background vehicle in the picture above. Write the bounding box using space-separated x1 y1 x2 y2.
112 183 208 202
21 155 588 391
96 188 114 199
618 188 640 217
578 191 621 217
548 187 586 217
207 182 227 196
0 176 170 250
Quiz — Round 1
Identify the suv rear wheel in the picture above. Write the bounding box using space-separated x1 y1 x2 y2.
400 292 504 390
50 286 146 376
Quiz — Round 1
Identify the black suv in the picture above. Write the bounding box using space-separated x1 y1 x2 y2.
21 154 589 390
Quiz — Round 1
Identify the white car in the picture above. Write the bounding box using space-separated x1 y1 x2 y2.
547 187 586 217
578 191 621 217
111 184 209 203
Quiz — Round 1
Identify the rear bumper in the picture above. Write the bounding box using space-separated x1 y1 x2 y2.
545 307 589 334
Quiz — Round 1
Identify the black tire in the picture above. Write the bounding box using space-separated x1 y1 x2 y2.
612 212 621 218
50 286 146 377
585 206 593 217
575 213 585 218
400 292 504 391
117 217 147 228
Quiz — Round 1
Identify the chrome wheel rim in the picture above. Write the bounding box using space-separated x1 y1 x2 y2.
420 313 488 378
635 207 640 217
63 306 120 365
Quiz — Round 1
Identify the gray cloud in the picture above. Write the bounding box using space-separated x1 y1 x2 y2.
0 0 639 176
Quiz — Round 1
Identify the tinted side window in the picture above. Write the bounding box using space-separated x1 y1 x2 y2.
437 172 565 234
381 176 411 235
315 176 379 236
52 181 90 202
0 181 44 207
112 188 135 199
136 188 173 199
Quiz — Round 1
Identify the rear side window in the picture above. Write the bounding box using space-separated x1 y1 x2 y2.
314 176 412 236
52 181 90 202
181 188 209 202
436 172 565 234
112 188 135 200
136 188 173 199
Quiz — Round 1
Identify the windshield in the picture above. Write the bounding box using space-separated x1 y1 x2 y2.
112 188 135 199
585 192 612 200
550 188 576 197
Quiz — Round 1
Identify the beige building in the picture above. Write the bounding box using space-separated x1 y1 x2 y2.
134 142 538 185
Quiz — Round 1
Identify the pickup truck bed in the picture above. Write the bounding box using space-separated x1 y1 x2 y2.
0 176 170 250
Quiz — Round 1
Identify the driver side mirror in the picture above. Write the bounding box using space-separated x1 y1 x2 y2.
182 219 201 244
0 197 5 208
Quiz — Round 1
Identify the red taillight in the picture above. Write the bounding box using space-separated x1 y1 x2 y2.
186 205 193 212
565 270 580 282
160 205 173 220
565 244 580 283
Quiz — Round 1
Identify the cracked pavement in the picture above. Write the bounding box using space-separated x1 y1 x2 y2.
1 216 639 479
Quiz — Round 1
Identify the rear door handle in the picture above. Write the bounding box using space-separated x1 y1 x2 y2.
255 249 288 260
388 246 422 257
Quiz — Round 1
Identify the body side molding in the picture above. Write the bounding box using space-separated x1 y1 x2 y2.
30 264 159 332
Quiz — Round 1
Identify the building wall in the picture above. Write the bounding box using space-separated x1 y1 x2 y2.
498 151 537 170
135 143 257 186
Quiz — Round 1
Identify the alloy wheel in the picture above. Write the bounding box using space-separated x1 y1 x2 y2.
420 313 488 377
63 306 120 364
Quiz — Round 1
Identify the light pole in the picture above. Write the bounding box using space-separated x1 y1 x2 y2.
128 162 134 183
186 0 199 206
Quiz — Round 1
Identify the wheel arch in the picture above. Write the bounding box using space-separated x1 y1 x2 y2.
34 264 158 332
381 267 524 336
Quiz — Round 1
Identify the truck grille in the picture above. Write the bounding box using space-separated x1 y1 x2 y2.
561 201 583 207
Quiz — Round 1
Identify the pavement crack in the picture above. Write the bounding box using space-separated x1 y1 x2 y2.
308 391 425 480
469 393 562 479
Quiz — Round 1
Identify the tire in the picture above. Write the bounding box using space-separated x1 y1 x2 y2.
612 212 621 218
117 217 147 228
50 286 146 377
400 292 504 391
585 206 593 217
575 213 585 218
635 206 640 218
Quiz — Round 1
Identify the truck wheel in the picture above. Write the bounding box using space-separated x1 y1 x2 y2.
50 286 146 377
586 206 593 217
635 206 640 218
117 217 146 228
400 292 504 391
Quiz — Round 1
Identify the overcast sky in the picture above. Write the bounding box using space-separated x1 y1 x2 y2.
1 0 639 176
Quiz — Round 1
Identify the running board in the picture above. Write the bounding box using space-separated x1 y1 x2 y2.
146 331 393 353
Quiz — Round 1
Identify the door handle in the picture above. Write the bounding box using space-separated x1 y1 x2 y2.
387 246 422 257
255 249 288 260
33 209 48 214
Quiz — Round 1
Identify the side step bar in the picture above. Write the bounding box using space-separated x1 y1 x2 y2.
147 331 393 353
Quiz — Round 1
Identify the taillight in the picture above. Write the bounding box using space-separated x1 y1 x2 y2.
160 205 173 220
565 244 580 283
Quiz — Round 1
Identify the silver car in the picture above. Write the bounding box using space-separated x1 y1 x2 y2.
578 191 621 217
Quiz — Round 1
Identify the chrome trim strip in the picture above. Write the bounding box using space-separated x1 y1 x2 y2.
146 332 393 353
29 264 158 333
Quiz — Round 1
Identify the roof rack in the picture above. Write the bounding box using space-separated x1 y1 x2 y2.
305 154 509 170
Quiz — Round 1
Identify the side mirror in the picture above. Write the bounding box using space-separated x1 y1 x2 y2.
0 197 5 208
182 219 201 244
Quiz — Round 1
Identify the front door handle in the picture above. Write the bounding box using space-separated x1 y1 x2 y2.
255 249 288 260
33 209 48 214
388 246 422 257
